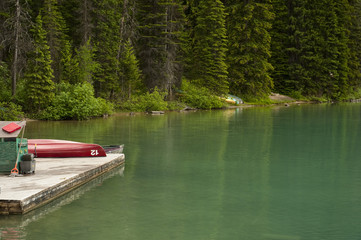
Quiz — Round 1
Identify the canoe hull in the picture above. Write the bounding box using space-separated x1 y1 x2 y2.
28 139 107 158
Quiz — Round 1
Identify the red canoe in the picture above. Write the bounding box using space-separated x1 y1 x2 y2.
28 139 107 158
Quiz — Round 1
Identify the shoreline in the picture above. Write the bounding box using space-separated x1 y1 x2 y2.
24 94 361 120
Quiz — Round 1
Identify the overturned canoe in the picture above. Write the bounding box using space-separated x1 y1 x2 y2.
28 139 123 158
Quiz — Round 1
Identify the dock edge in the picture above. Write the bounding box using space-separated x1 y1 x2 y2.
0 154 124 215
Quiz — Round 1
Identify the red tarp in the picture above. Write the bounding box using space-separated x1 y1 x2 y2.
2 122 21 133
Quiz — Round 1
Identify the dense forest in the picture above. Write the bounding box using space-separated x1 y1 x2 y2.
1 0 361 119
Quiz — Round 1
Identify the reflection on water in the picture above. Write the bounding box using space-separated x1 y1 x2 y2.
0 165 124 239
1 104 361 240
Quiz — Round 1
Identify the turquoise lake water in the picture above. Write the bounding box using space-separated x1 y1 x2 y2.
0 103 360 240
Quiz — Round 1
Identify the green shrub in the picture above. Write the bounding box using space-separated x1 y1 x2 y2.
167 101 187 111
178 80 224 109
39 82 114 120
288 90 305 100
242 95 274 104
0 102 24 121
346 88 361 101
121 88 169 112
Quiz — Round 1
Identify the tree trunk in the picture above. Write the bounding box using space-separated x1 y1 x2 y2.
11 0 21 96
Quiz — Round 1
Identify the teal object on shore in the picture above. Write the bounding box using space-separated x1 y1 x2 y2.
227 94 243 104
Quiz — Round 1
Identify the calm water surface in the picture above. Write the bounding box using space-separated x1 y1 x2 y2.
1 103 360 240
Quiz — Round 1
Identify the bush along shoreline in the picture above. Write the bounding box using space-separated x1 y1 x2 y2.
3 80 361 121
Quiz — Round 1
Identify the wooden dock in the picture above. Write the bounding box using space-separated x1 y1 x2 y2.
0 153 124 215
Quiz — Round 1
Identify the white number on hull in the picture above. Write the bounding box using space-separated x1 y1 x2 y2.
91 150 99 156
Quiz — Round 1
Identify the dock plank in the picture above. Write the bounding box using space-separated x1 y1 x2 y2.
0 154 124 215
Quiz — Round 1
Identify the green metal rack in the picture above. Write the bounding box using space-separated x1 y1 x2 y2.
0 121 28 173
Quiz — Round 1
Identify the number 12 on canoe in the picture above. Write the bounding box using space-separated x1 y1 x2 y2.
91 150 99 156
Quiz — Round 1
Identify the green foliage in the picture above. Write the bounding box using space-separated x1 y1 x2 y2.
2 0 361 114
76 39 100 84
167 101 187 111
226 0 274 98
0 102 24 121
288 91 306 100
137 0 184 93
270 0 297 94
118 40 144 100
0 62 11 102
187 0 229 95
348 87 361 100
38 82 114 120
42 0 69 82
120 88 169 112
60 39 100 85
240 95 274 105
347 0 361 92
23 13 55 113
271 0 353 100
179 80 224 109
92 0 122 99
301 0 350 100
60 40 79 84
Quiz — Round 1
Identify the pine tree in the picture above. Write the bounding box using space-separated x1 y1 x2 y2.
187 0 228 95
301 0 350 99
160 0 185 98
225 0 274 99
58 0 80 45
42 0 68 82
284 0 308 96
0 61 11 102
346 0 361 94
119 0 138 44
60 39 79 84
76 39 99 84
24 13 55 112
117 0 143 100
137 0 184 96
331 0 351 98
1 2 11 61
92 0 122 100
270 0 298 94
1 0 32 96
119 40 143 99
270 0 311 96
271 0 352 99
77 0 94 45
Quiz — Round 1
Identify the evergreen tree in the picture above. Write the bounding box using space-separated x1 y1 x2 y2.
119 0 138 44
76 39 99 84
301 0 350 99
0 2 11 62
58 0 80 45
42 0 68 82
92 0 122 100
186 0 228 95
23 13 55 112
137 0 184 96
77 0 94 45
0 61 11 101
225 0 274 99
1 0 32 96
271 0 352 99
346 0 361 94
117 0 143 100
271 0 311 96
331 0 351 98
119 40 143 99
60 39 79 84
270 0 299 95
161 0 185 98
284 0 308 96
